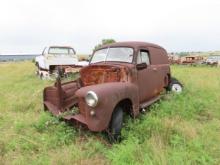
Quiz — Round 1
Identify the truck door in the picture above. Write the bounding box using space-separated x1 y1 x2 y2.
137 49 158 103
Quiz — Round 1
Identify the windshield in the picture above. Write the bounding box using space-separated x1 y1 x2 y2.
48 47 75 55
90 47 133 64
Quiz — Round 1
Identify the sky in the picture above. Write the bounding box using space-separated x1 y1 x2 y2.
0 0 220 54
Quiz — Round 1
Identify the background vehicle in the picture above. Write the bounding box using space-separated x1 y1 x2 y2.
35 46 88 78
205 55 220 65
168 54 181 64
180 55 204 65
43 42 182 142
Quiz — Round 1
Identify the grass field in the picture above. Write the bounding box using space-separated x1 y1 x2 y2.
0 61 220 165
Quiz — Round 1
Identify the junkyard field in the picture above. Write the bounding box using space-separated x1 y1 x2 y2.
0 61 220 164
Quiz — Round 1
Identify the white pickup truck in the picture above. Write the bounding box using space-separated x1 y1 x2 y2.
205 55 220 66
35 46 88 78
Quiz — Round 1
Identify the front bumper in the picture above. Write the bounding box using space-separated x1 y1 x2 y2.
44 100 88 128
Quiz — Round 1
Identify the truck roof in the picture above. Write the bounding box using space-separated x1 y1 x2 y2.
98 41 165 50
49 46 74 48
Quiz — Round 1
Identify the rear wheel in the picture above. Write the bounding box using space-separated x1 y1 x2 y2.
108 106 123 143
167 78 183 93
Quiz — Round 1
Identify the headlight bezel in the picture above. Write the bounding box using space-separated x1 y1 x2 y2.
85 91 99 107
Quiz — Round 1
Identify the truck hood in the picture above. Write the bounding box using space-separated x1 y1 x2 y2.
80 63 130 86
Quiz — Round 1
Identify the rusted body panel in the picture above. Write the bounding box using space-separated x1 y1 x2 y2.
80 64 131 86
137 64 170 102
44 80 80 114
75 82 139 131
43 41 171 132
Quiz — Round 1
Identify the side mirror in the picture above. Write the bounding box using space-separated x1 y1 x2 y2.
136 63 147 70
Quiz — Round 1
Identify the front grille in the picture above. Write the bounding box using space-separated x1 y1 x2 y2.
78 97 87 116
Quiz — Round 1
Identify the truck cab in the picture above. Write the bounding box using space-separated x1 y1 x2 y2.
35 46 88 78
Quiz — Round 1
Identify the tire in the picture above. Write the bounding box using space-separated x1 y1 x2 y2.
39 72 43 80
108 106 123 143
36 63 40 75
167 77 183 93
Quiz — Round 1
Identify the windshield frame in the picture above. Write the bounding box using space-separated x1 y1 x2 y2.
90 46 135 64
48 47 76 55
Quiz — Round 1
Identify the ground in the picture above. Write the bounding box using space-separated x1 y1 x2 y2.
0 61 220 165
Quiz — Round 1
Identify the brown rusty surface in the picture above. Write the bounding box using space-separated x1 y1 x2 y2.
80 64 129 86
43 41 171 132
44 79 79 113
49 65 83 75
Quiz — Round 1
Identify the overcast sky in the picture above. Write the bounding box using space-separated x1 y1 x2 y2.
0 0 220 54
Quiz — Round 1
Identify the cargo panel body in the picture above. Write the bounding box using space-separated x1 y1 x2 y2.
43 41 171 132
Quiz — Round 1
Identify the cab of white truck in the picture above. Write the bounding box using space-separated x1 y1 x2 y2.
35 46 88 78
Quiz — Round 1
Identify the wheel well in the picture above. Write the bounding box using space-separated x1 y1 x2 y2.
168 73 171 80
163 74 171 88
115 98 133 116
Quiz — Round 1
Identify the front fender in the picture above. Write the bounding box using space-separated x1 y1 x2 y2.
75 82 139 131
35 55 47 69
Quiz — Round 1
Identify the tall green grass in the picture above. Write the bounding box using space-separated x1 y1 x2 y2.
0 62 220 165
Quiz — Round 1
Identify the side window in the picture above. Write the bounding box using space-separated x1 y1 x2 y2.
137 50 150 65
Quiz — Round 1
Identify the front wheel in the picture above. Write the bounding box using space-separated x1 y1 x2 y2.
167 77 183 93
36 63 40 75
108 106 123 143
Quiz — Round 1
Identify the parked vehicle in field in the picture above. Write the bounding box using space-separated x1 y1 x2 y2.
168 54 181 64
205 55 220 65
180 55 204 65
35 46 88 78
43 42 183 142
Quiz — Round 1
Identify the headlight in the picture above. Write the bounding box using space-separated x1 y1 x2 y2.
85 91 98 107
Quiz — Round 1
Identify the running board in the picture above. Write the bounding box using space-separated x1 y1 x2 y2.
140 96 160 109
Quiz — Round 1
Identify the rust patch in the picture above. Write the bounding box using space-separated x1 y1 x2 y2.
80 65 128 86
